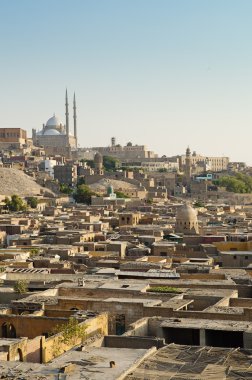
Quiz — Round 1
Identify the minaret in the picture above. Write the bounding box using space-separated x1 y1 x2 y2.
73 92 77 146
65 89 69 137
185 146 192 186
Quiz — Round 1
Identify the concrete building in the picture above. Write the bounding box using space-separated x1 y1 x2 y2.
38 159 57 178
92 138 157 160
122 159 179 172
179 149 229 173
54 164 77 186
0 128 27 150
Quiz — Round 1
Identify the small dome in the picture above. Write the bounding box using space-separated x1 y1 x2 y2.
94 152 103 163
107 184 114 196
46 115 63 128
43 129 61 136
175 203 199 235
176 203 197 221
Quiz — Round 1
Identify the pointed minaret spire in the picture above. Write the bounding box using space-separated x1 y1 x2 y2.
73 92 77 144
65 88 69 136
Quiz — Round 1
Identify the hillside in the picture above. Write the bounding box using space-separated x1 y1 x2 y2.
0 168 54 197
89 178 138 193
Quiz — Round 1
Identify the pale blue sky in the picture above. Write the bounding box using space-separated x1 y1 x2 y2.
1 0 252 163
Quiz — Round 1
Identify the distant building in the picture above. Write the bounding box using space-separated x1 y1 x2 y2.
32 90 77 157
92 138 157 160
178 149 229 173
0 128 27 149
38 159 57 178
122 159 179 172
54 164 77 186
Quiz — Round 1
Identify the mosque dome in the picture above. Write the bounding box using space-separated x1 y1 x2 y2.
43 129 61 136
46 115 63 128
175 203 199 235
176 203 197 220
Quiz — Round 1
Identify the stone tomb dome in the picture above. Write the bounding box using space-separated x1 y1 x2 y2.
175 203 199 235
94 152 103 164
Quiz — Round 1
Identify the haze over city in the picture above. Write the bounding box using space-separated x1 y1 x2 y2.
1 0 252 162
3 1 252 377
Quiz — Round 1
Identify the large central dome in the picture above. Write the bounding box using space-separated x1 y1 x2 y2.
46 115 63 128
43 129 61 136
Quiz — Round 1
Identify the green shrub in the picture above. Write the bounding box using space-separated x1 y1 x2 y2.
14 280 28 294
26 197 38 209
4 195 27 212
51 317 87 345
147 286 182 294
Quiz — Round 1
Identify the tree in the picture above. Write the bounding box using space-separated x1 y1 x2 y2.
103 156 120 171
26 197 38 209
73 184 95 204
60 183 73 194
14 280 28 294
114 191 129 199
214 174 252 193
194 200 204 208
77 176 86 186
51 317 87 345
4 195 27 212
29 248 40 256
146 198 153 204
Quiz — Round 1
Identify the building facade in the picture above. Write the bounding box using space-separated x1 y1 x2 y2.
179 149 229 173
32 91 77 157
92 138 157 160
0 128 27 149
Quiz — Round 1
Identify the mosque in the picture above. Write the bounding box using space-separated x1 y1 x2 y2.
32 90 77 157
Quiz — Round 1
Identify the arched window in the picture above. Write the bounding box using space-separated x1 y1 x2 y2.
2 322 16 338
14 348 23 361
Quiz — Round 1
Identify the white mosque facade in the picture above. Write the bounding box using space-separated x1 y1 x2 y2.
32 91 77 157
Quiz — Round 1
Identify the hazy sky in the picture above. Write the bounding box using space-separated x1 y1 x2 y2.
1 0 252 163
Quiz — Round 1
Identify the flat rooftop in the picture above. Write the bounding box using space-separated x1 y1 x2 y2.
0 347 150 380
125 344 252 380
161 317 252 332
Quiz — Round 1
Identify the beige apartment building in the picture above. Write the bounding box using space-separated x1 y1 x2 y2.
180 150 229 172
92 138 157 160
0 128 27 149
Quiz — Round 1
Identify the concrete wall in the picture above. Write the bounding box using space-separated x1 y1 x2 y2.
57 286 175 302
0 315 68 339
104 335 164 349
42 313 108 363
123 317 149 337
48 298 144 334
26 336 42 363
